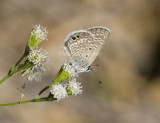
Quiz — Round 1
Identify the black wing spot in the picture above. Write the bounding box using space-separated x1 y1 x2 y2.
72 37 76 40
77 35 80 38
89 48 92 50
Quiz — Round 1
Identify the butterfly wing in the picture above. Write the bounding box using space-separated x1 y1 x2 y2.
64 26 111 72
64 30 95 72
85 26 111 66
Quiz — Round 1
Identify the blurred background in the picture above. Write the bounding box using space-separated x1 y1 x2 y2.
0 0 160 123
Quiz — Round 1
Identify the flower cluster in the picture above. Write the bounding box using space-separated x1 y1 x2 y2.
27 25 48 49
50 79 83 101
66 79 83 95
22 48 48 81
63 62 77 77
28 48 48 67
31 25 48 41
50 84 68 101
21 25 49 81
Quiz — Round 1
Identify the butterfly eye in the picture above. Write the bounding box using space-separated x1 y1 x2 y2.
76 35 80 38
71 36 76 41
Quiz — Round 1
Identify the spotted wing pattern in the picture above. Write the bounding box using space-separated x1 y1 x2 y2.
86 26 111 67
64 26 111 72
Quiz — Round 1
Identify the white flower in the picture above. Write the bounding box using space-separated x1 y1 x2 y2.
63 62 77 77
27 25 48 48
22 48 48 81
30 25 48 41
21 65 47 81
28 48 48 66
66 78 83 95
50 84 68 101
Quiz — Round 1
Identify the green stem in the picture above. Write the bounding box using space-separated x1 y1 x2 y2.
35 86 49 99
0 97 56 106
13 61 33 74
35 66 70 98
0 100 32 106
0 60 33 86
0 74 11 84
39 86 49 95
49 66 69 87
15 53 26 66
0 52 27 85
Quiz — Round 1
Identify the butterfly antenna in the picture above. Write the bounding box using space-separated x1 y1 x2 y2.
91 64 99 67
89 66 102 85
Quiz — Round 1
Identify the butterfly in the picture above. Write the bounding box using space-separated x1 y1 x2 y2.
64 26 111 73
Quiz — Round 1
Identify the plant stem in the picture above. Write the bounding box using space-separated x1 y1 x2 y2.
49 66 69 87
0 74 11 84
39 86 49 95
0 97 56 106
15 53 26 66
0 53 27 85
13 61 33 74
0 61 33 86
35 66 69 98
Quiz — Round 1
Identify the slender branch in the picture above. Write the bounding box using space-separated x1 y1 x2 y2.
35 85 49 99
0 61 33 85
15 53 26 66
0 99 32 106
0 53 27 85
37 86 49 97
35 66 69 98
13 61 33 74
0 97 56 106
0 74 11 84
